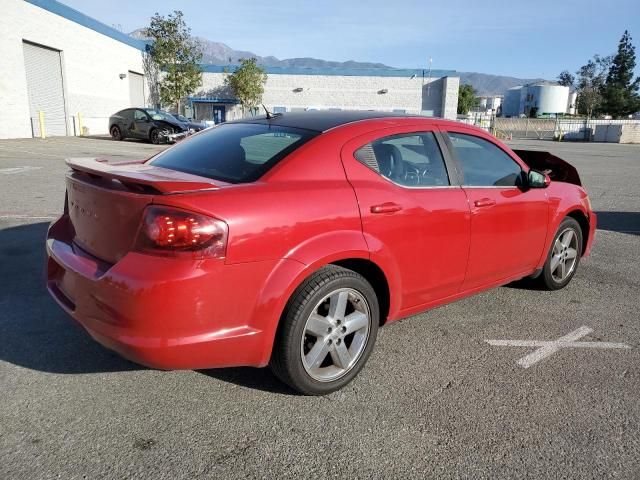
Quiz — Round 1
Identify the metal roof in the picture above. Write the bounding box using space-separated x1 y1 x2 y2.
200 64 457 78
26 0 149 51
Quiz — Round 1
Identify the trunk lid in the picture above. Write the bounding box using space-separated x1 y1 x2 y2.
65 157 228 263
513 149 582 186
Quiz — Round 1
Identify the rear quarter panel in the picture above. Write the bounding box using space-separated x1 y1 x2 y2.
161 136 366 265
155 133 370 365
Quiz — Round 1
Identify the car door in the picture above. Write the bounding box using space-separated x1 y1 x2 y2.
443 129 549 290
117 109 133 135
342 127 471 310
131 109 151 139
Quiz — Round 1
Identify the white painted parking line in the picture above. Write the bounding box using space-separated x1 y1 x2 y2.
0 149 63 158
0 214 58 220
0 166 43 174
486 326 631 368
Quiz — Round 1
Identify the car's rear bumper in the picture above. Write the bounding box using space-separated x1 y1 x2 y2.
46 215 275 370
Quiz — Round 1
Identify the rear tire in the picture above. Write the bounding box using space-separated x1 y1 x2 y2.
538 217 583 290
270 265 379 395
110 125 123 141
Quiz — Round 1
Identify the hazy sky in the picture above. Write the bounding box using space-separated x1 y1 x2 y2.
61 0 640 79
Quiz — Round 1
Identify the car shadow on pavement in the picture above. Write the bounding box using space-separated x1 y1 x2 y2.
83 135 146 143
502 276 548 291
198 368 299 395
595 211 640 236
0 222 139 374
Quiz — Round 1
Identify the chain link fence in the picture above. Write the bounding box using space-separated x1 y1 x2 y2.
459 114 640 142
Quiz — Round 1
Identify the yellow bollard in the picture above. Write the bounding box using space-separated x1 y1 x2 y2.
77 112 83 136
38 110 46 139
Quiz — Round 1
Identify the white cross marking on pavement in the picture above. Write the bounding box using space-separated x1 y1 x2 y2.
0 166 42 175
486 326 631 368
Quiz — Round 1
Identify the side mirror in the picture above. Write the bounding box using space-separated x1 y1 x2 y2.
528 169 551 188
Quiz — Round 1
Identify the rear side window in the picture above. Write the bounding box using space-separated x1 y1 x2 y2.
116 109 132 120
447 132 523 187
150 123 318 183
354 132 449 187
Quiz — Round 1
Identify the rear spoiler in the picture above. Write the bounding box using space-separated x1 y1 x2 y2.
66 157 227 194
513 150 582 186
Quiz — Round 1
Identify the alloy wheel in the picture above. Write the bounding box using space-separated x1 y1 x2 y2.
550 228 579 282
300 288 371 382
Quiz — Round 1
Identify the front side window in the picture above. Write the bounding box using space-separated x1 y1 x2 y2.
447 132 523 187
354 132 449 187
144 109 177 122
150 123 318 183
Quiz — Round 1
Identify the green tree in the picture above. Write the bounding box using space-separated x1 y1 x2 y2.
575 55 611 117
225 58 268 115
457 84 479 115
145 11 203 112
601 30 640 117
557 70 575 88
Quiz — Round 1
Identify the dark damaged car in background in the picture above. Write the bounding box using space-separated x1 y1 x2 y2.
109 108 205 144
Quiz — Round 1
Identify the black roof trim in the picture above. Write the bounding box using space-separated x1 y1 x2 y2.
228 110 421 132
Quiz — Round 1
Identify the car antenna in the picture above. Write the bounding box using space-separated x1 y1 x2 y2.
262 104 279 120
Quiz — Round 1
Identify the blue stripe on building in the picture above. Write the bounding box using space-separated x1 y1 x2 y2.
200 64 456 78
26 0 149 51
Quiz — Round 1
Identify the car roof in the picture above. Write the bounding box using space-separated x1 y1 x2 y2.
232 110 425 132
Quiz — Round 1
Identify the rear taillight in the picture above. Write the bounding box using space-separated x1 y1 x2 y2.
135 206 228 258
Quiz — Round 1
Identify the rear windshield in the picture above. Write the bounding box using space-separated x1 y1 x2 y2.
149 123 318 183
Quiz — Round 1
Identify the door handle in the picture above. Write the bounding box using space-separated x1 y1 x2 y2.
474 198 496 208
370 202 402 214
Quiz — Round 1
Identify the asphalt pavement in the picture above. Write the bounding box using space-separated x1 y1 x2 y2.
1 136 639 479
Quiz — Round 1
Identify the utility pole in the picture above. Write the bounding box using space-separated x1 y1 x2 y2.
427 57 433 96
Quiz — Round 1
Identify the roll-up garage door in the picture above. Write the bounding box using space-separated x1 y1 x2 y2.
129 71 145 107
22 41 67 137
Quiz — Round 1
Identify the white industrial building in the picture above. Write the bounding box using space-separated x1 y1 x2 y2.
475 95 502 114
189 66 460 123
501 83 571 117
1 0 148 139
1 0 460 139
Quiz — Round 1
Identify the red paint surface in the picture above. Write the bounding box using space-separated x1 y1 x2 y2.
46 118 596 369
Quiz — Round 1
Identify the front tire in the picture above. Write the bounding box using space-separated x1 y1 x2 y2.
110 125 123 141
149 128 161 144
270 265 379 395
538 217 583 290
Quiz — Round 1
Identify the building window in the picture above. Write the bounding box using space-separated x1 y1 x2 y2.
273 106 286 113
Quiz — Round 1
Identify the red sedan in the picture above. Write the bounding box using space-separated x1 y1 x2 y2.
46 112 596 395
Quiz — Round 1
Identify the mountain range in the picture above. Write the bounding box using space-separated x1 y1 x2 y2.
130 29 547 96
